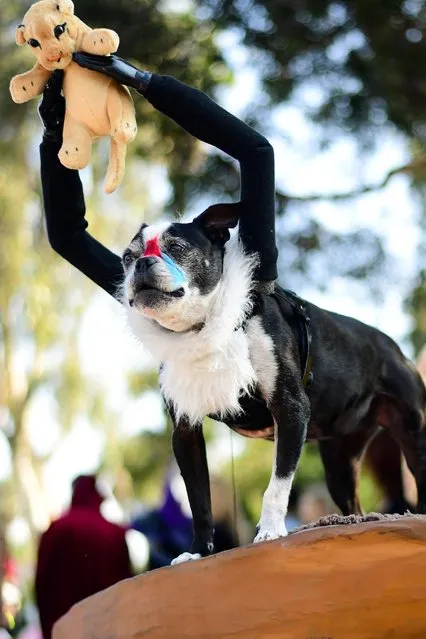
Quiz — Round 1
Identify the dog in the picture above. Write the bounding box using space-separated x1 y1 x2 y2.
121 202 426 564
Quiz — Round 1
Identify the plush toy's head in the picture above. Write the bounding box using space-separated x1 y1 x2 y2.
16 0 77 71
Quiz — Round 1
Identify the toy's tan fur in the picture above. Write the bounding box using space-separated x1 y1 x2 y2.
10 0 137 193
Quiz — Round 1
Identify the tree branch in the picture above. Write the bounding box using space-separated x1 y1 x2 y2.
276 157 426 205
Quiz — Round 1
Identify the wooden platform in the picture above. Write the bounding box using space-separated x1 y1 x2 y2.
53 515 426 639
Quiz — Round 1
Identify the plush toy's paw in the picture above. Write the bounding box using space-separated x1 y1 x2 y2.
88 29 119 55
58 141 90 170
113 120 137 144
10 75 34 103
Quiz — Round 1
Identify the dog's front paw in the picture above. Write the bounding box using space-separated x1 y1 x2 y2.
171 552 202 566
254 526 288 544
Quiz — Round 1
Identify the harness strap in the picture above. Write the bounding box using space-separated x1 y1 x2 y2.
272 288 313 387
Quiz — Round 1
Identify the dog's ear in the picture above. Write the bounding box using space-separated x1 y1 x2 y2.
195 203 240 245
16 24 26 45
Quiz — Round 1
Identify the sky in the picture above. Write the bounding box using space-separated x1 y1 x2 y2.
2 20 422 541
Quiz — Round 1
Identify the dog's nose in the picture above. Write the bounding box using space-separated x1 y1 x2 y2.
144 256 157 268
135 256 157 273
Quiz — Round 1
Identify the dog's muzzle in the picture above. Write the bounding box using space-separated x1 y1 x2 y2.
129 255 186 306
135 255 157 278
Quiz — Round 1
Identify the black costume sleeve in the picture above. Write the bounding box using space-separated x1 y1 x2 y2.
143 75 278 282
40 140 124 298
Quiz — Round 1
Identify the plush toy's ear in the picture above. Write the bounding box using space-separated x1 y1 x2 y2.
15 24 26 45
55 0 74 15
195 202 241 244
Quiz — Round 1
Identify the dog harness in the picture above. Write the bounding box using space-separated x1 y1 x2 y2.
242 288 313 388
276 289 313 388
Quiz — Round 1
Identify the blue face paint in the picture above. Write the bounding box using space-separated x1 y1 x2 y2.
161 252 187 288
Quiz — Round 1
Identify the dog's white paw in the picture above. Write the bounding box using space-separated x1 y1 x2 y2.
254 527 288 544
171 552 202 565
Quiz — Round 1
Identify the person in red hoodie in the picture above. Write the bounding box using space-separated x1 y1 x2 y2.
35 475 132 639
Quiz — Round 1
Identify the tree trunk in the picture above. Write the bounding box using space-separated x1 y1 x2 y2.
10 423 50 542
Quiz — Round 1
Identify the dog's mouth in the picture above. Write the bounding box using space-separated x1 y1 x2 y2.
129 284 185 307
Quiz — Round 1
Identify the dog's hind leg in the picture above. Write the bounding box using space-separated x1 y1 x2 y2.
169 411 214 564
377 356 426 512
364 429 412 513
319 428 376 516
384 405 426 513
254 381 310 543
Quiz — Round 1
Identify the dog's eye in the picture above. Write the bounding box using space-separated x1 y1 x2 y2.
28 38 40 48
54 23 66 39
122 251 134 267
167 242 185 256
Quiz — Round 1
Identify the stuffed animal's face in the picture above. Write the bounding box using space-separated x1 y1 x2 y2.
16 0 78 71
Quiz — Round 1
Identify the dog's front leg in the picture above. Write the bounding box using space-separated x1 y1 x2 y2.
169 411 214 565
255 384 310 542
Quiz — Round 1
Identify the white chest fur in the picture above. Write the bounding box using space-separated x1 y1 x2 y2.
124 236 278 425
158 325 256 423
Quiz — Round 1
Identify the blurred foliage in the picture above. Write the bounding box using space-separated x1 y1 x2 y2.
407 270 426 353
203 0 426 140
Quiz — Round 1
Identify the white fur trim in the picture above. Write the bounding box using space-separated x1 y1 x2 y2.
125 234 259 424
143 221 170 243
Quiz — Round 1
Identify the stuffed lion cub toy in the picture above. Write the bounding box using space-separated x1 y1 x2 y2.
10 0 137 194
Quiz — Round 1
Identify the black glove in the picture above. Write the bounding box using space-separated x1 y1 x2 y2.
39 70 65 144
73 52 152 94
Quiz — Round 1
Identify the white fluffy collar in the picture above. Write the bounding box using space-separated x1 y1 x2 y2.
125 234 259 423
125 234 257 355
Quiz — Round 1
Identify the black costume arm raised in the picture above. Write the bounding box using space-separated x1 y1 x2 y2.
39 70 123 298
40 139 124 298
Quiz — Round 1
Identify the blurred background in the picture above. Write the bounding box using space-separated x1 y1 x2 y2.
1 0 426 634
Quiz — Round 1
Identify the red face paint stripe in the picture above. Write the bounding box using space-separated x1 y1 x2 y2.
143 236 161 258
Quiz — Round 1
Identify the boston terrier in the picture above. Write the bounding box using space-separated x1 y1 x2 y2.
121 202 426 564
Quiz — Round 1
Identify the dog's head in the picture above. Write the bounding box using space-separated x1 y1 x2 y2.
121 203 241 332
16 0 77 71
